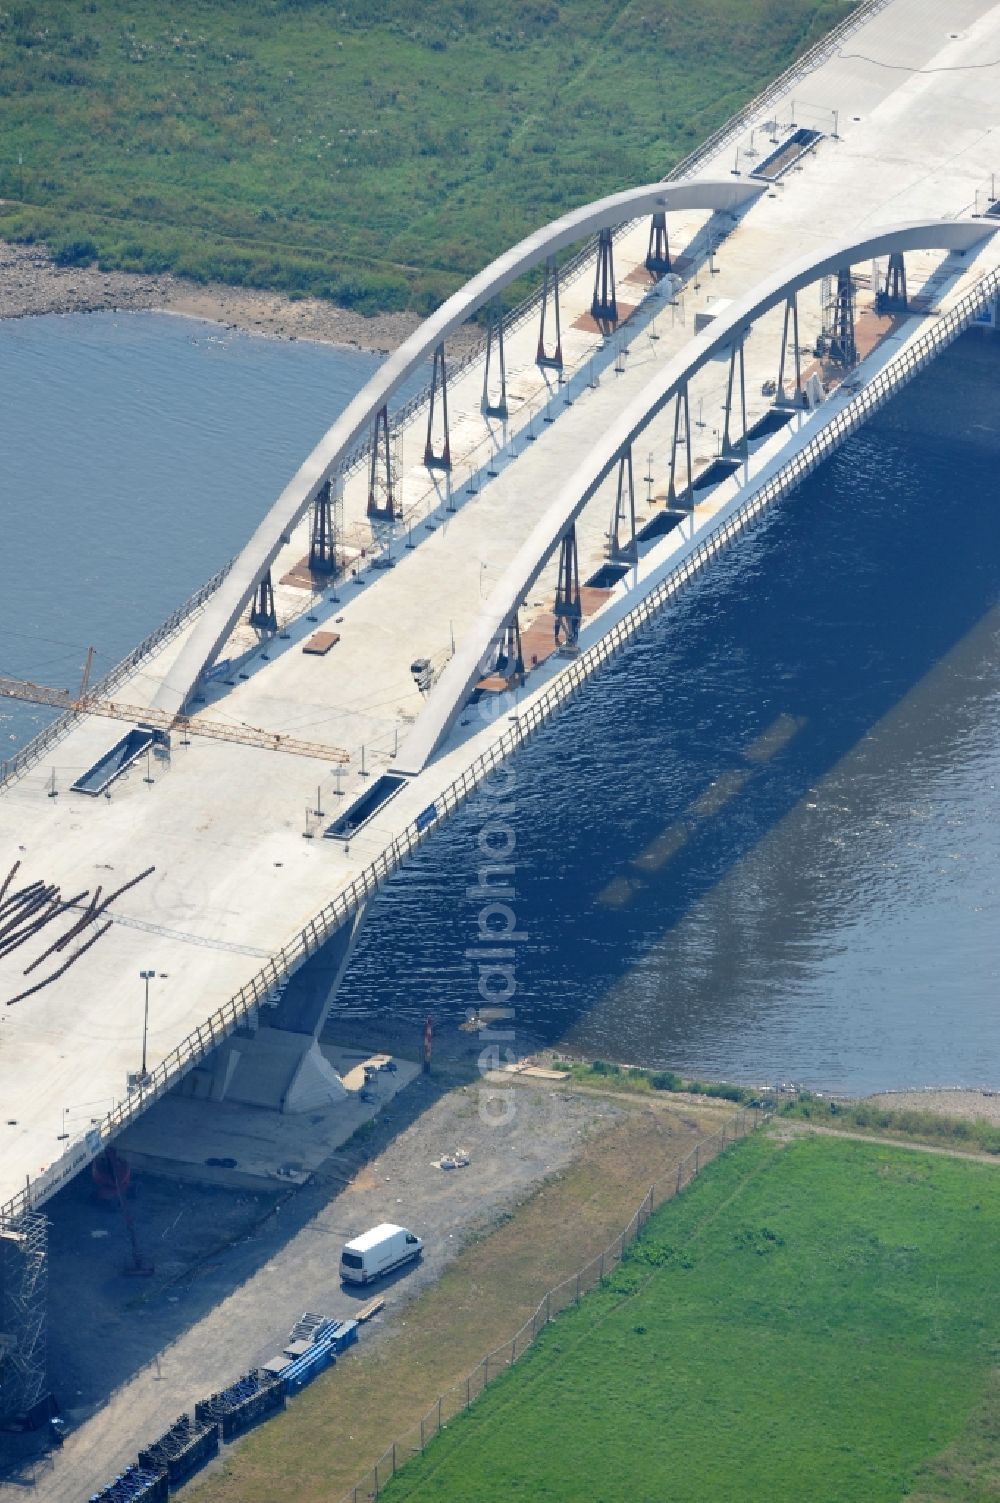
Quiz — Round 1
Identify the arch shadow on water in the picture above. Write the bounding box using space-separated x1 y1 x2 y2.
335 332 1000 1094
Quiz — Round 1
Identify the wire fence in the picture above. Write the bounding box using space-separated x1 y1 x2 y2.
338 1103 769 1503
3 264 995 1232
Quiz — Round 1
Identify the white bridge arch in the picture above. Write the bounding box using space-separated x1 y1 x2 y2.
397 216 994 772
154 176 763 715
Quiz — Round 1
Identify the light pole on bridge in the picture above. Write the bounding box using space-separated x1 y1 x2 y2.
139 968 156 1082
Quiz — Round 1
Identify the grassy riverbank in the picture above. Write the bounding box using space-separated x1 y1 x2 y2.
0 0 851 313
383 1131 1000 1502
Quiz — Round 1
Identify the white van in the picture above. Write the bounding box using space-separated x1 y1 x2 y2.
340 1223 423 1285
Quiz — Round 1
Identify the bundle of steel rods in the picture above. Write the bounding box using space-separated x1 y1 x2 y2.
1 861 155 1005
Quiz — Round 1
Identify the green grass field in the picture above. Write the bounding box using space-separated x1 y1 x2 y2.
384 1133 1000 1502
0 0 851 313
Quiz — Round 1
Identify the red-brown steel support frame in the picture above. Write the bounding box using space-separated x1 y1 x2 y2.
309 478 336 573
367 403 397 518
424 342 452 470
591 228 618 324
554 524 582 647
249 568 277 630
645 210 671 275
537 256 563 370
610 447 637 560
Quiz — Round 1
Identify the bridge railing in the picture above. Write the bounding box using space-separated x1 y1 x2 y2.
0 560 233 791
3 261 994 1231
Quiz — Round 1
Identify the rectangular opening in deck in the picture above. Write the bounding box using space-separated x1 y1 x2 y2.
323 773 408 839
71 726 163 796
693 457 741 491
751 127 823 182
747 407 795 440
637 509 687 542
586 562 631 589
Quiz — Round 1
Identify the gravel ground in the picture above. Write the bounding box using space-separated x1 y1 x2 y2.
3 1077 625 1500
0 238 481 355
865 1088 1000 1125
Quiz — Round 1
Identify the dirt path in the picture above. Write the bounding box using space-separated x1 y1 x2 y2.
772 1120 1000 1166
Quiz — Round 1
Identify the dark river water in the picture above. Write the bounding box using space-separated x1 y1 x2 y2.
2 313 997 1092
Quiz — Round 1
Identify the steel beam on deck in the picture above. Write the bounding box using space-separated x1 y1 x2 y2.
609 447 637 561
537 256 563 370
424 342 452 470
367 404 397 519
309 479 336 573
249 568 277 631
482 299 508 418
591 228 618 324
645 210 671 275
554 525 582 649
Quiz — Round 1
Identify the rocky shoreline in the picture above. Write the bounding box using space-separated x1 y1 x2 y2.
0 238 481 355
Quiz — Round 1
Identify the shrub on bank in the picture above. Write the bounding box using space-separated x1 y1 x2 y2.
554 1058 755 1104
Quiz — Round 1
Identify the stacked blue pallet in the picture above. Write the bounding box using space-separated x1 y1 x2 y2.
329 1318 359 1356
280 1319 338 1393
281 1317 359 1393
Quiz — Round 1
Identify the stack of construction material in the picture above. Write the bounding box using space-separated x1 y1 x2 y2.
137 1412 219 1487
195 1370 286 1441
88 1463 167 1502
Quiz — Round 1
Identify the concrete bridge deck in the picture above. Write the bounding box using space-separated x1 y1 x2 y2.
2 0 1000 1220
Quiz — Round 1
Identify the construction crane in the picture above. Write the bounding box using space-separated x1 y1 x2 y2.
0 676 350 764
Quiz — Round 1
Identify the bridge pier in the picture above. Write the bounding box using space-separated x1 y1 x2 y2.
537 256 564 370
424 342 452 470
609 447 637 561
482 298 508 418
591 228 618 324
645 210 671 275
554 525 582 649
367 404 397 519
249 569 277 631
195 906 369 1113
308 478 336 573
